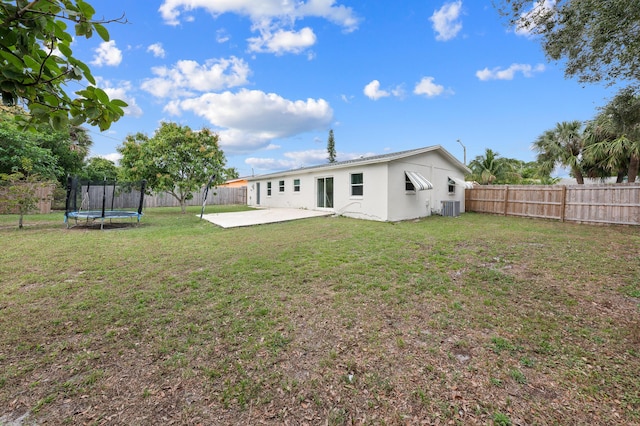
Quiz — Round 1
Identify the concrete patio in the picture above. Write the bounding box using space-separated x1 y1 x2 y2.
200 208 333 228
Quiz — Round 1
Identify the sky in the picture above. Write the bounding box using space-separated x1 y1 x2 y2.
75 0 619 177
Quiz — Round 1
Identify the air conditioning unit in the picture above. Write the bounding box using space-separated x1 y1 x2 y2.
442 200 460 217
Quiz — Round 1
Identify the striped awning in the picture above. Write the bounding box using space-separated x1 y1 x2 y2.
449 176 474 189
405 171 433 191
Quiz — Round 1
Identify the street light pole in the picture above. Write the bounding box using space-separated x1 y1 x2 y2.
457 139 466 165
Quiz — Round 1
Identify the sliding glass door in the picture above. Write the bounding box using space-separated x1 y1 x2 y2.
317 177 333 208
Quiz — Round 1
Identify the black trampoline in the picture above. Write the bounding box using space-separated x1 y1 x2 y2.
64 177 146 229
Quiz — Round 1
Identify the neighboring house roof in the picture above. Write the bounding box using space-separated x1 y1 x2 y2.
219 178 248 187
247 145 470 180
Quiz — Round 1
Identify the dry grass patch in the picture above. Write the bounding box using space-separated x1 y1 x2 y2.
0 208 638 425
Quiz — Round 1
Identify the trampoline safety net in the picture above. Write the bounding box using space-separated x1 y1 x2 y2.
64 177 147 229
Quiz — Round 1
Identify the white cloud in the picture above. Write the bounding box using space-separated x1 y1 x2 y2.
216 29 230 43
363 80 389 100
413 77 446 97
141 56 250 98
91 40 122 67
248 27 317 55
245 157 297 172
147 43 166 58
158 0 359 54
246 149 377 172
159 0 359 29
515 0 556 37
476 63 546 81
166 89 333 153
340 94 353 103
96 78 143 117
101 153 122 164
430 1 463 41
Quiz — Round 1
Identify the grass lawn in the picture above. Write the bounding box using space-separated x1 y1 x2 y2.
0 207 639 425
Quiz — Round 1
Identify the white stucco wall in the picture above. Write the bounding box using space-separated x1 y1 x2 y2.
247 147 469 222
247 163 391 220
387 158 434 222
333 163 389 221
386 150 467 220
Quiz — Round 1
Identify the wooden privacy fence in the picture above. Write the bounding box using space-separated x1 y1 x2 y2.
143 186 247 208
465 184 640 226
0 183 55 214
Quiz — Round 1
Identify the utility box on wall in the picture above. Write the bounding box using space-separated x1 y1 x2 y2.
442 200 460 217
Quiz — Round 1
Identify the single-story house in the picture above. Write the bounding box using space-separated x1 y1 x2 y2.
246 145 473 222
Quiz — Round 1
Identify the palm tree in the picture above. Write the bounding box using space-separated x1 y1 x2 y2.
468 148 507 184
584 87 640 183
533 120 585 184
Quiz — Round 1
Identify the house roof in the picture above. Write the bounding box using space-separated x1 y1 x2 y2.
247 145 470 180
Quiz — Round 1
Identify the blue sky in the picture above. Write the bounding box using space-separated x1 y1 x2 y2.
77 0 617 177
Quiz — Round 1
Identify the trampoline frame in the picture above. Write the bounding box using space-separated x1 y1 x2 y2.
64 177 146 229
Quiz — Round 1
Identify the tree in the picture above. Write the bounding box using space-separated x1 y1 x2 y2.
584 87 640 182
82 157 118 181
468 148 509 184
118 122 227 213
0 0 127 130
0 106 91 183
222 167 240 181
0 108 60 179
0 171 53 229
495 1 640 85
327 129 336 163
533 120 586 184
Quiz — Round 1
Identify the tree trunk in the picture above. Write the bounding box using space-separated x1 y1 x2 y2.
616 170 626 183
19 213 24 229
628 155 639 182
573 167 585 184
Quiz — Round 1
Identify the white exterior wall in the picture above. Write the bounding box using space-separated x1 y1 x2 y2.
247 164 391 221
386 150 467 220
247 147 469 222
387 157 434 221
333 163 389 221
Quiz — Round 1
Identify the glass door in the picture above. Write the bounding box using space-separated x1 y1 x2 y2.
317 177 333 208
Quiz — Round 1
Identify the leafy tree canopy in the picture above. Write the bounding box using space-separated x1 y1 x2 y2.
494 0 640 85
468 148 556 185
0 106 91 183
0 0 127 130
533 120 586 184
118 122 227 213
584 86 640 182
81 156 118 181
222 167 240 181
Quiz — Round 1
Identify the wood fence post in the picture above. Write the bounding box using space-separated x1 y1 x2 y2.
503 186 509 216
560 185 567 222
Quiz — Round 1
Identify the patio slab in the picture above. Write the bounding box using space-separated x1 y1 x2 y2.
200 208 333 228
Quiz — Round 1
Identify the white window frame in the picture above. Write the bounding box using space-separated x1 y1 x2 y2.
293 178 300 192
350 172 363 197
267 181 272 196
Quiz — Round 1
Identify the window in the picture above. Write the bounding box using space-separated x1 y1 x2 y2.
279 180 285 192
267 181 272 196
448 178 455 194
350 173 363 196
293 179 300 192
405 174 415 191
